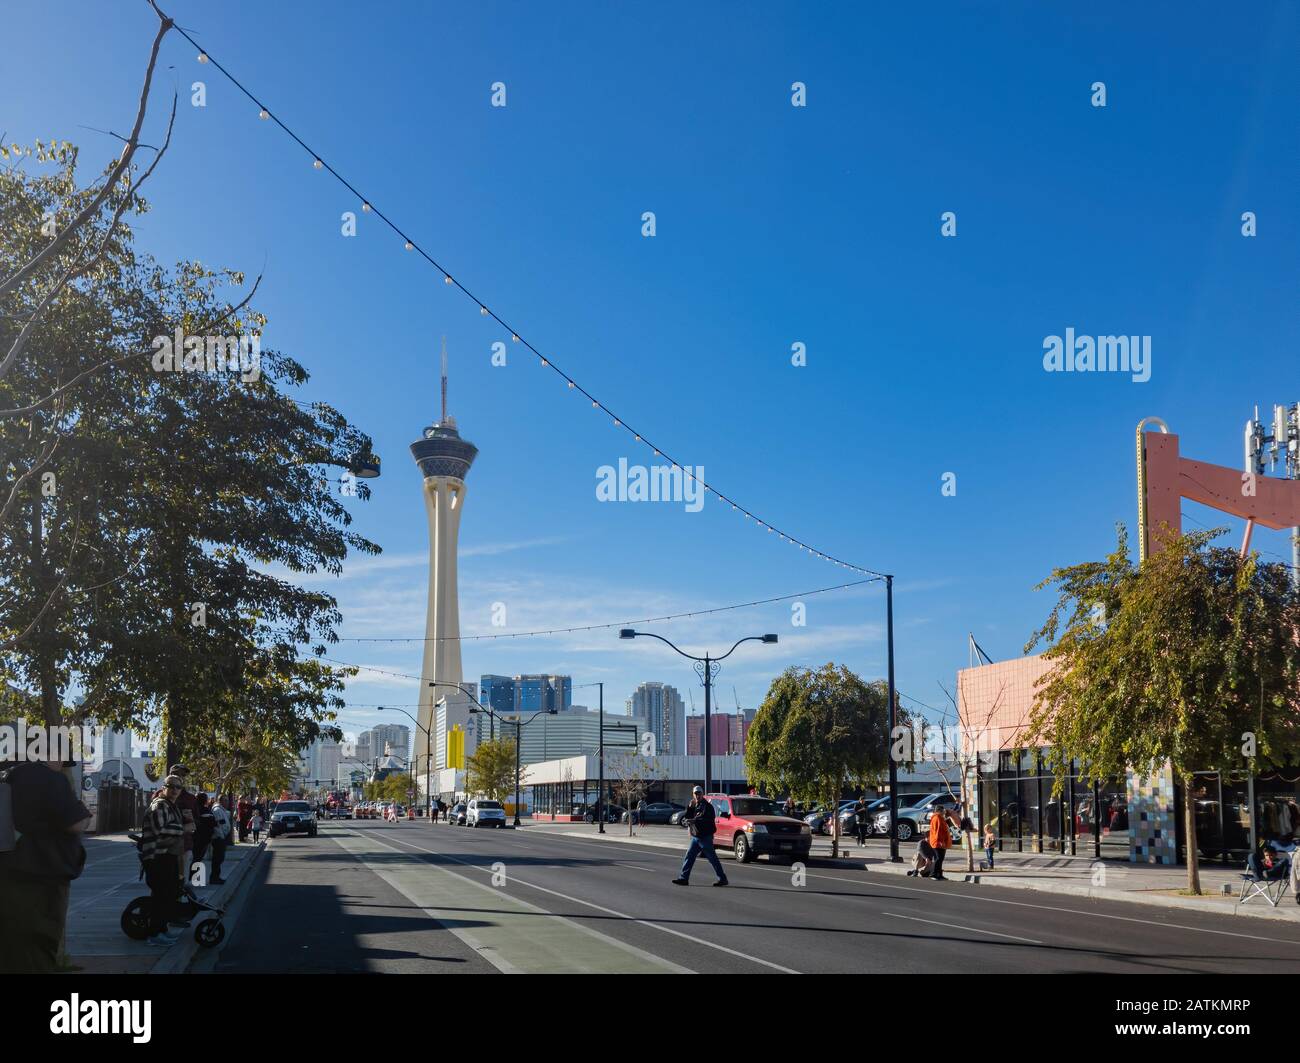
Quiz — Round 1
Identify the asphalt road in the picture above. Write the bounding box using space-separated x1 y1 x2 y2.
210 818 1300 974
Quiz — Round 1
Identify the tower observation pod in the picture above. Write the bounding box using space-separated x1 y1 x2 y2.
409 339 478 784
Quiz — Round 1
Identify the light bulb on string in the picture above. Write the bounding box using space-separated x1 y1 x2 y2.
361 203 371 213
540 358 548 367
480 307 488 316
444 275 453 285
404 241 413 251
511 334 519 342
258 109 269 120
567 381 574 388
197 53 209 64
313 159 323 169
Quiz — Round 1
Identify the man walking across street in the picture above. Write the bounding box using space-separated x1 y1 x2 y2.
672 786 728 887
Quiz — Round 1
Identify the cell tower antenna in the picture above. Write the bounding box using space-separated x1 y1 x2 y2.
440 335 448 423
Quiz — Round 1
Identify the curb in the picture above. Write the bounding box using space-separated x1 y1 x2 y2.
861 857 1300 924
150 840 266 974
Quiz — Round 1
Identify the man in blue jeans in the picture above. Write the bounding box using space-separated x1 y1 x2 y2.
672 786 728 887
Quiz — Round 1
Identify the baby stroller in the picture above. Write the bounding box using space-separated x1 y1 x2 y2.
121 832 227 947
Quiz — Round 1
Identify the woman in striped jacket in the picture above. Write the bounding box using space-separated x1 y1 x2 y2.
140 775 186 946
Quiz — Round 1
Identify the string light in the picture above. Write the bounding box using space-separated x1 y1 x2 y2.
258 109 269 120
361 202 371 213
331 577 880 643
167 14 888 581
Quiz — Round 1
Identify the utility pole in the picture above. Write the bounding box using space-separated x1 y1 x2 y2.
887 574 901 863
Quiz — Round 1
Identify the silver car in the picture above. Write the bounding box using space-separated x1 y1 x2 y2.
467 798 508 828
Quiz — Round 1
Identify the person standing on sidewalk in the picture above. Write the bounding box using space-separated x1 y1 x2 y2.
853 794 871 845
672 786 728 887
0 753 91 972
141 775 187 946
928 804 956 881
209 799 232 884
982 822 996 871
250 810 263 843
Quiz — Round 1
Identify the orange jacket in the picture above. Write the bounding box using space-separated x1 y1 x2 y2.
928 811 951 849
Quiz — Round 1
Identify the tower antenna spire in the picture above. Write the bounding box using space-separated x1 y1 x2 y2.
440 335 448 423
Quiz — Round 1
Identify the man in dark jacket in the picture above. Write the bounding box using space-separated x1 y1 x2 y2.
0 754 91 972
672 786 728 886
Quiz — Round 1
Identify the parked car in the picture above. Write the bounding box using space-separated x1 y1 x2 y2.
706 794 812 863
268 800 318 838
875 793 962 842
448 802 467 826
836 796 896 837
622 801 683 825
467 798 507 828
578 803 621 823
804 801 857 835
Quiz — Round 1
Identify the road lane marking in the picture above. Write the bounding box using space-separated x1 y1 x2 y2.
505 826 1300 947
336 830 690 974
883 911 1043 944
383 829 799 974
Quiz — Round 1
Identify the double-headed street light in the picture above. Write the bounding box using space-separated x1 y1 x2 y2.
430 681 555 825
618 630 777 794
377 705 432 820
467 701 557 827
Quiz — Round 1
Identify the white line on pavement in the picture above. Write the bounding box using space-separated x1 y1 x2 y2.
346 830 692 974
883 911 1043 944
510 827 1300 947
382 828 799 974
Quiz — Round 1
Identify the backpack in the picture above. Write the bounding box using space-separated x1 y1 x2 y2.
0 767 19 853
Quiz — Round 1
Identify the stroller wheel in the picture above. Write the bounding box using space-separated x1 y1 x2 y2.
121 896 153 940
195 918 225 948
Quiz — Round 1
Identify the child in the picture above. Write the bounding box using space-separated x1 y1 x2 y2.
250 811 263 843
982 823 996 871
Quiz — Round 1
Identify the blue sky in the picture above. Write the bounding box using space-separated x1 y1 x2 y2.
5 1 1298 741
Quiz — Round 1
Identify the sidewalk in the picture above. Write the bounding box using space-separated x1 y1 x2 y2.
521 822 1300 924
65 833 264 973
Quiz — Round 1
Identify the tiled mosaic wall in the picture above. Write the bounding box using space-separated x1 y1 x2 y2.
1127 761 1177 864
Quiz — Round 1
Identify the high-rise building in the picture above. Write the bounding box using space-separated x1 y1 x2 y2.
625 682 685 755
493 708 644 766
478 674 573 717
411 342 478 772
685 710 755 756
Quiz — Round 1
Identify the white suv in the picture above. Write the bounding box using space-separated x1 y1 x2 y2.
466 799 508 828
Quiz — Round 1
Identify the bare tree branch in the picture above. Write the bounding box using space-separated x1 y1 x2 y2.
0 7 173 304
0 92 179 381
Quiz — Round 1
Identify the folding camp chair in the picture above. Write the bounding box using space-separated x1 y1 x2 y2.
1238 850 1292 907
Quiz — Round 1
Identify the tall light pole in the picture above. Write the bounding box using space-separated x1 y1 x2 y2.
378 706 433 820
576 681 606 833
886 574 901 863
619 630 777 794
468 702 556 826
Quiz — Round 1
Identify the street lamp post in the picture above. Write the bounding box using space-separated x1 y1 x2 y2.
619 630 777 794
468 701 556 827
378 706 433 820
433 681 554 827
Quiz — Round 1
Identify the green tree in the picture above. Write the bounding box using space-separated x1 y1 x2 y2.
466 737 519 802
1026 526 1300 894
0 141 378 760
746 663 891 857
